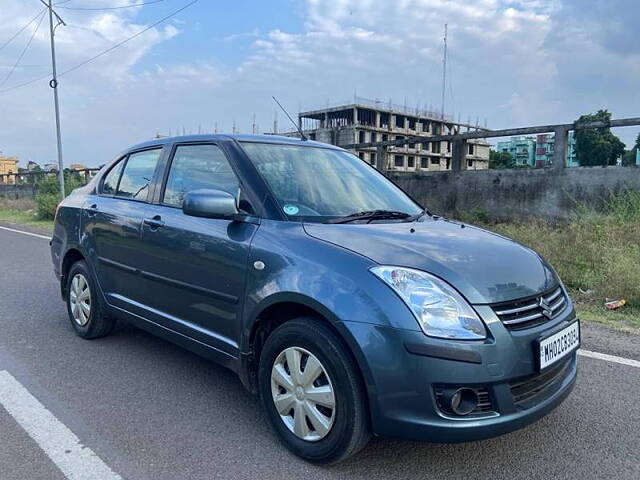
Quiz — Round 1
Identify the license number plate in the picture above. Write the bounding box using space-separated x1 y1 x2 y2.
538 321 580 371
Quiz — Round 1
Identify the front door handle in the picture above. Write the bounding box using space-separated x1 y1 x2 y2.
143 215 164 230
86 204 98 217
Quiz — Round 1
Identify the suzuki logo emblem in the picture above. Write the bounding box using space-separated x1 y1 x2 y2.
538 297 553 319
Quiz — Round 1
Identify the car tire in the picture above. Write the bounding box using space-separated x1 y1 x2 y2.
258 317 370 464
65 260 115 339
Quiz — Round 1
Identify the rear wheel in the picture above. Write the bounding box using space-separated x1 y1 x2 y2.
258 317 370 464
66 260 115 339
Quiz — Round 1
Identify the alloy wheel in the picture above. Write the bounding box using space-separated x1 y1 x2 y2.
270 346 336 442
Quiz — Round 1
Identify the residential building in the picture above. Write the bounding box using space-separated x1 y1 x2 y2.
27 160 40 171
69 163 89 171
496 136 536 166
0 155 19 184
535 132 578 167
287 98 490 171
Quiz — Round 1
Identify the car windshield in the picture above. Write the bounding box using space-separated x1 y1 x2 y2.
240 142 422 222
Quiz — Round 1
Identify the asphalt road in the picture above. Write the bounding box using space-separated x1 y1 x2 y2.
0 225 638 480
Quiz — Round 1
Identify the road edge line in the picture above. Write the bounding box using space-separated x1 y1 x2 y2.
0 370 122 480
578 349 640 368
0 225 50 240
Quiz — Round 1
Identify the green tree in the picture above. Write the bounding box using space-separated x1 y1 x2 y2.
489 150 515 169
574 110 625 166
34 172 86 220
622 150 636 166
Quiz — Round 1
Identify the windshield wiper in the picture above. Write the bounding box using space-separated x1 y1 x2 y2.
326 210 413 224
407 208 429 222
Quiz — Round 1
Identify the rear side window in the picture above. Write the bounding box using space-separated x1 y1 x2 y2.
116 149 161 200
163 144 239 207
101 160 124 195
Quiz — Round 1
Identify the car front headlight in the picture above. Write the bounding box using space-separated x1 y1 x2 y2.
371 266 486 340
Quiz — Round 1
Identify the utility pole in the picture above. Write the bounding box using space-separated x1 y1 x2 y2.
441 23 447 121
41 0 66 200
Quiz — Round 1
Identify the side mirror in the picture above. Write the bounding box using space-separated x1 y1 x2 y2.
182 189 239 219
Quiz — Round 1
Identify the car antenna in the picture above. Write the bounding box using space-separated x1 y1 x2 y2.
272 96 307 141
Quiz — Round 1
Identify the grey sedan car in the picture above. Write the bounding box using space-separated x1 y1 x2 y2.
51 134 579 463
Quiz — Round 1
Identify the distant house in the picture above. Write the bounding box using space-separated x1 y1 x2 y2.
27 161 40 172
69 163 88 171
0 155 19 184
43 163 59 173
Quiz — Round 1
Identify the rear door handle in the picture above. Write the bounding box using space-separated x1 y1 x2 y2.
143 216 164 230
86 204 98 217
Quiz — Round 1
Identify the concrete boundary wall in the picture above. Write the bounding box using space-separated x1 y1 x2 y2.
0 184 38 200
390 166 640 220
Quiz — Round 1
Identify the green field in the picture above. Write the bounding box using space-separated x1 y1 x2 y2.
0 198 54 233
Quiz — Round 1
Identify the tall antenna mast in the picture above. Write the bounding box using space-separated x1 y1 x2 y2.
441 23 447 120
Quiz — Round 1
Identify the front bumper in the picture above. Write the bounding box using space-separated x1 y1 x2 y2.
338 304 578 443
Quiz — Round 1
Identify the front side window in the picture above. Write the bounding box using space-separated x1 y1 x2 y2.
241 143 421 221
101 159 124 195
163 144 239 207
117 149 161 200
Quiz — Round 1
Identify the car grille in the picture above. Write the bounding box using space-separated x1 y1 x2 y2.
491 286 568 330
510 358 573 410
434 387 494 416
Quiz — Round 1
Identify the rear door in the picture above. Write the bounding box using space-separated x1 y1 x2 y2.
134 143 259 356
82 148 164 304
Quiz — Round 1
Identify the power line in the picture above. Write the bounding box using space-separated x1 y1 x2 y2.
0 0 199 93
56 0 165 11
0 7 47 54
0 71 51 93
0 11 47 89
58 0 199 78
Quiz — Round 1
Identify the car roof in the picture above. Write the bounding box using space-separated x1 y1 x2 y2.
127 133 344 152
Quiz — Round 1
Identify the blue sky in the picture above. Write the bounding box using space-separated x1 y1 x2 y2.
132 1 304 70
0 0 638 166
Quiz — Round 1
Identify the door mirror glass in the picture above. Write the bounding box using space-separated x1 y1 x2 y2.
182 189 239 219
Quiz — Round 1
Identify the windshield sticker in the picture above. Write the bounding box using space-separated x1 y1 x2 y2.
283 204 300 216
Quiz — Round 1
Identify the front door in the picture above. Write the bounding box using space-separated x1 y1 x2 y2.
135 143 258 356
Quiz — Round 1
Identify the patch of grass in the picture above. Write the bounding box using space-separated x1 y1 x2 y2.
0 198 54 233
576 304 640 332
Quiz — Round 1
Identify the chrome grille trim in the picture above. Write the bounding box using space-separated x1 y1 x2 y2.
492 286 568 330
494 301 539 316
503 311 544 325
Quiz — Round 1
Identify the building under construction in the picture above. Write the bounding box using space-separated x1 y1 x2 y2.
289 98 490 171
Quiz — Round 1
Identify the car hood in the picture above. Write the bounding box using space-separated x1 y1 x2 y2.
303 217 558 304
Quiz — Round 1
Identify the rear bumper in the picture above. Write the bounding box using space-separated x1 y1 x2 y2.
338 309 578 443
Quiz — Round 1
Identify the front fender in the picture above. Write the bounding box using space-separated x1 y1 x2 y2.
240 220 420 353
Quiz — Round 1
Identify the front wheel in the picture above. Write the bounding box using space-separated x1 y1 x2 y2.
258 318 370 464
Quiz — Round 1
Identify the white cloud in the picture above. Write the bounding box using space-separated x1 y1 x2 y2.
0 0 638 167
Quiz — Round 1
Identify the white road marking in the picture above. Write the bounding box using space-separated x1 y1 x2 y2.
0 370 122 480
578 349 640 368
0 225 50 240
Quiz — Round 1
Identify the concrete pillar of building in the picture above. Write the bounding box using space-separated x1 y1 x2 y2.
375 112 381 128
552 126 569 169
376 145 387 174
451 138 467 172
353 107 358 125
323 112 328 128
